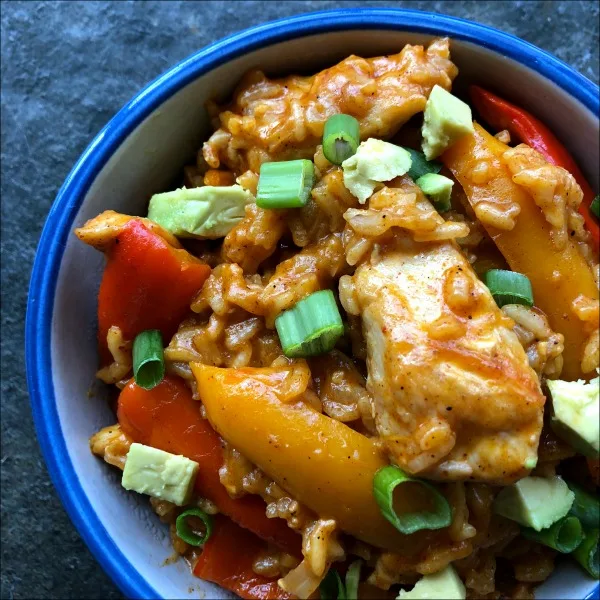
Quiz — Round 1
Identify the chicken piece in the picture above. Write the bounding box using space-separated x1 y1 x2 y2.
90 424 132 470
342 238 545 483
203 39 457 173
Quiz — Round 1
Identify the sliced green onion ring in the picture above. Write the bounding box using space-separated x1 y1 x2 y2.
573 528 599 579
485 269 534 308
373 465 452 534
323 114 360 165
132 329 165 390
567 481 600 529
175 508 213 547
320 568 345 600
275 290 344 358
256 159 315 209
345 560 362 600
521 515 583 553
405 147 443 180
591 195 600 219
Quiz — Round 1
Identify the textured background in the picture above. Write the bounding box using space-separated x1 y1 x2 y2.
1 1 598 598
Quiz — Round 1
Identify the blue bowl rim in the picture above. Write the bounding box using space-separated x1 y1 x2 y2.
25 7 599 600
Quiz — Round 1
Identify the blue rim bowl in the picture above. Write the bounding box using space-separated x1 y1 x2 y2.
26 8 600 600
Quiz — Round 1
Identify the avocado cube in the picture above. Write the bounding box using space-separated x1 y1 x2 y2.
493 476 574 531
548 377 599 457
147 185 253 239
397 565 466 599
421 85 474 160
122 443 199 506
342 138 412 203
416 173 454 212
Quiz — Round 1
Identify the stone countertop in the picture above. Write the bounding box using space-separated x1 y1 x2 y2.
1 1 598 598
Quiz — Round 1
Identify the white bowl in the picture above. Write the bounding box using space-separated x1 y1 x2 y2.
26 8 599 600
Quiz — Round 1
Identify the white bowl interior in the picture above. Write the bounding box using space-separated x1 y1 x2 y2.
50 30 599 600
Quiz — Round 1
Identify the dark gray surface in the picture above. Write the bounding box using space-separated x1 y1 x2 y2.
1 1 598 598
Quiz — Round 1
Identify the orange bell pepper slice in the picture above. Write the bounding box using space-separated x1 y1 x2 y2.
117 376 301 555
97 219 210 361
191 363 436 554
470 85 599 249
442 124 599 380
193 515 294 600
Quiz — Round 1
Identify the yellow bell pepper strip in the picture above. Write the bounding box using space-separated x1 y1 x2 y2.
191 362 439 554
442 124 599 381
470 86 599 250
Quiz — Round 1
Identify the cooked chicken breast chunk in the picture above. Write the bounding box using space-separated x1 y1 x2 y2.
203 39 457 173
344 237 545 483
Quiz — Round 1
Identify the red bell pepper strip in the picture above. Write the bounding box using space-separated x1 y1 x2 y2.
194 515 294 600
469 85 599 249
97 219 210 362
117 376 301 555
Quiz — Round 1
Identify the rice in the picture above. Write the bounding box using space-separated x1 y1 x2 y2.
84 36 599 600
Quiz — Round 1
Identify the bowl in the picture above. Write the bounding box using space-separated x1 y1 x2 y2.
26 8 599 600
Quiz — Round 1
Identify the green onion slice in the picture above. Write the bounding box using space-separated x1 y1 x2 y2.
275 290 344 358
373 465 452 534
320 568 345 600
591 195 600 219
345 560 361 600
573 528 599 579
567 481 600 529
256 159 315 209
521 516 583 554
323 114 360 165
405 147 443 180
175 508 213 547
485 269 534 308
132 329 165 390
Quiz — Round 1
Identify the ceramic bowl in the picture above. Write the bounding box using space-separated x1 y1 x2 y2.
26 8 599 600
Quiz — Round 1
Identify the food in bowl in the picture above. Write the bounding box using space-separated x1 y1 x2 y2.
76 37 599 599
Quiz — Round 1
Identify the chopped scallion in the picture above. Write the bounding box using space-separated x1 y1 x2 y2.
573 528 599 579
567 481 600 529
323 114 360 165
175 508 213 547
373 465 452 534
256 159 315 209
320 568 345 600
591 195 600 219
275 290 344 358
405 147 443 180
521 515 583 553
485 269 534 308
132 329 165 390
345 560 362 600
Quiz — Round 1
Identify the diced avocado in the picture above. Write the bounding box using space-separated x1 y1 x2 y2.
122 443 199 506
342 138 412 203
493 476 574 531
416 173 454 212
397 565 466 600
421 85 474 160
147 185 253 239
548 377 599 457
